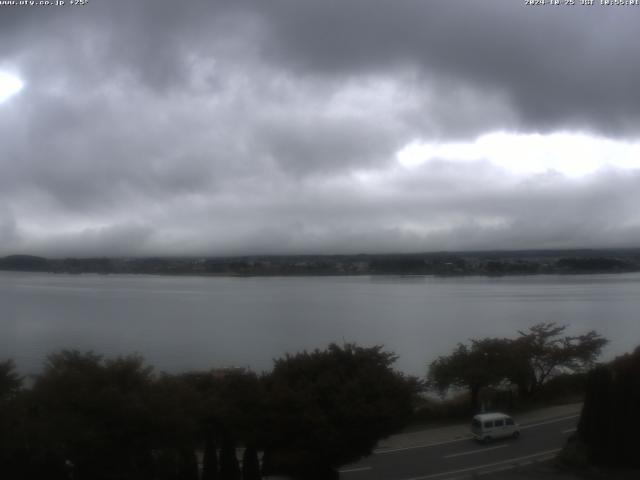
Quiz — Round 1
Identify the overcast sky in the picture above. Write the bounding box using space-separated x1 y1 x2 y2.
2 0 640 257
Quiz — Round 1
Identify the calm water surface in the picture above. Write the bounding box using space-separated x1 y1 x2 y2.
2 271 639 376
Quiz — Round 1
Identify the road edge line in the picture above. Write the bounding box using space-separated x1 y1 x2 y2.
400 448 562 480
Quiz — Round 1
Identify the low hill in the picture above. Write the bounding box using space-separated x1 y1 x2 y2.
0 255 49 271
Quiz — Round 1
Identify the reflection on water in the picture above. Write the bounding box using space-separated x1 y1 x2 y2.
1 271 639 376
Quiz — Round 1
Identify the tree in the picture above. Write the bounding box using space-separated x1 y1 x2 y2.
177 448 199 480
577 346 640 467
0 359 22 400
178 367 265 480
147 373 203 479
219 436 241 480
201 433 219 480
428 323 608 409
241 446 261 480
428 338 512 413
180 368 266 449
27 350 158 480
261 343 420 479
512 323 608 398
0 360 25 478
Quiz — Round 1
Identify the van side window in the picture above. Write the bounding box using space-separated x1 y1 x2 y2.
506 418 514 426
494 419 504 427
483 421 493 428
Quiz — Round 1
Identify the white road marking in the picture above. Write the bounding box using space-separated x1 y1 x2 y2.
376 437 473 455
478 454 558 476
443 444 508 459
339 466 373 474
520 414 580 430
562 428 577 434
400 448 562 480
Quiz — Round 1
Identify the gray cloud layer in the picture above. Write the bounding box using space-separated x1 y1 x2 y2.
1 0 640 256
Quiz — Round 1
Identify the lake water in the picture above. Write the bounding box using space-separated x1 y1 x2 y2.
2 271 639 377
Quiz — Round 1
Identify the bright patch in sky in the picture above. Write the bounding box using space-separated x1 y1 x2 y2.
0 72 24 102
396 132 640 177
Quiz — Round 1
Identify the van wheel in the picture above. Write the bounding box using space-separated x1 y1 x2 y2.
483 436 492 444
512 431 520 439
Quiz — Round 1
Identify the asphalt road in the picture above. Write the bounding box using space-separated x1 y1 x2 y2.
339 414 579 480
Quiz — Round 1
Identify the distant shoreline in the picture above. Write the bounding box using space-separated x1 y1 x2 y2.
2 249 640 278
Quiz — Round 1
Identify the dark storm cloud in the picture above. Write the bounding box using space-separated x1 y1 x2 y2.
90 0 640 135
2 0 640 256
6 1 640 135
248 0 640 135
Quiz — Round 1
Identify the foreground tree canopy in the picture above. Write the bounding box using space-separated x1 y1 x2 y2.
576 345 640 468
427 322 607 412
0 343 419 480
262 344 420 478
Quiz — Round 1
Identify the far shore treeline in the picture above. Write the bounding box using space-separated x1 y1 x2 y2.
2 248 640 276
1 322 632 479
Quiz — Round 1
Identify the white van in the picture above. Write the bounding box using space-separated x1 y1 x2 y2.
471 412 520 443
